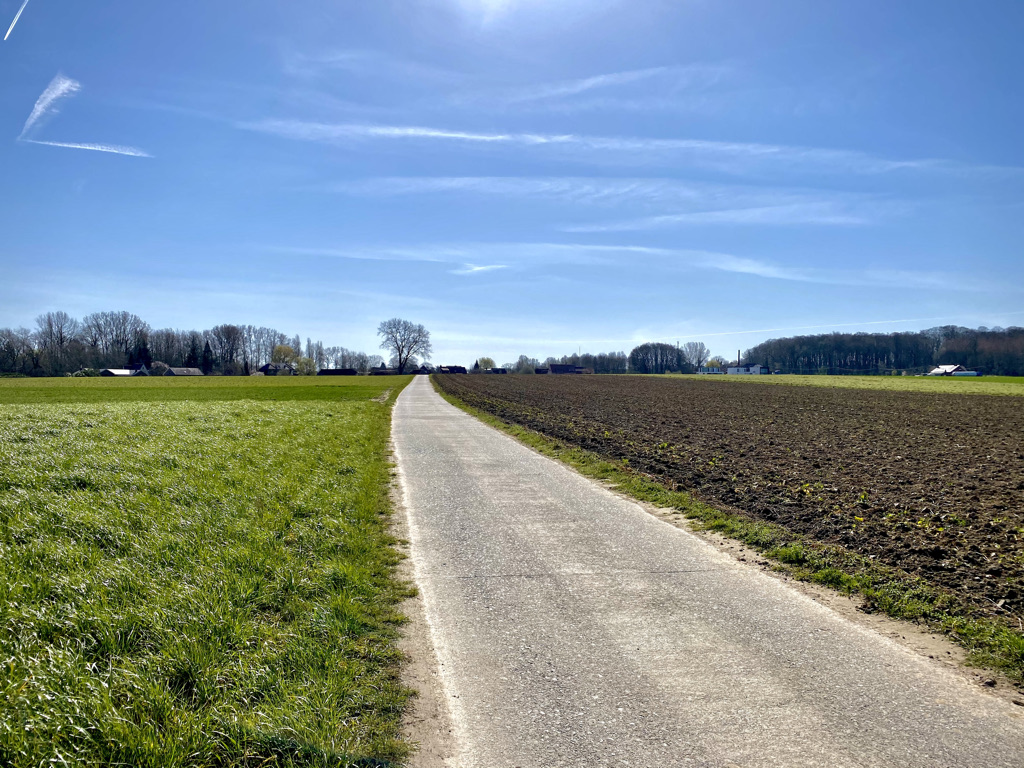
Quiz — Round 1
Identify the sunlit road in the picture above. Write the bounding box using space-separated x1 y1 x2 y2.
393 375 1024 768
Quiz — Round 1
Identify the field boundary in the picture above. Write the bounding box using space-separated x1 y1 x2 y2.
430 376 1024 692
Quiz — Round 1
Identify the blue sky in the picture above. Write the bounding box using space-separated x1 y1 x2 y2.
2 0 1022 365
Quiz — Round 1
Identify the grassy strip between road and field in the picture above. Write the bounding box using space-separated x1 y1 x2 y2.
432 377 1024 685
0 377 415 767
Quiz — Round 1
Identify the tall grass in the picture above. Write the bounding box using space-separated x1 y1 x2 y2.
0 388 412 766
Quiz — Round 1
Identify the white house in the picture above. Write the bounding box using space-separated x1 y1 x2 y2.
727 365 770 375
927 364 980 376
100 368 148 377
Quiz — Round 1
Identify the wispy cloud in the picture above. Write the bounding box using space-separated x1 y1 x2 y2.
20 74 80 139
21 139 153 157
564 202 871 231
17 73 151 157
450 263 508 275
320 175 877 212
4 0 30 41
240 119 948 176
283 49 465 86
241 119 572 146
699 252 1006 292
505 67 670 102
458 64 730 111
266 241 1000 293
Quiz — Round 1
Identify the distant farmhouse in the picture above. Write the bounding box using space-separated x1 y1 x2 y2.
485 368 508 374
317 368 358 376
258 363 295 376
438 365 468 374
534 367 550 374
101 365 148 377
727 365 770 375
698 366 723 374
928 364 981 377
164 367 203 376
548 364 592 375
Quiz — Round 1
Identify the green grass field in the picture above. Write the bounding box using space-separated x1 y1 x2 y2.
659 373 1024 396
0 375 414 767
0 375 399 404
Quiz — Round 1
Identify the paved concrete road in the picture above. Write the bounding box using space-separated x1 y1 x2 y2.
393 376 1024 768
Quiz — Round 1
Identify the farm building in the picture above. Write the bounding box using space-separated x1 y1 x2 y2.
534 367 550 374
100 368 148 377
485 368 508 374
698 367 723 374
164 367 203 376
317 368 358 376
727 365 770 375
928 364 981 376
438 365 468 374
548 364 591 375
258 363 295 376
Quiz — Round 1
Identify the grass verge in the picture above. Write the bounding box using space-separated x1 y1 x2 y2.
432 377 1024 685
0 380 414 766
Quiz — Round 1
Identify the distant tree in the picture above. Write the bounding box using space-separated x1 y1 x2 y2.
184 333 202 368
706 356 728 369
150 361 170 375
295 357 317 376
271 345 298 364
476 357 496 371
512 355 540 374
681 341 710 369
472 360 481 373
377 318 432 374
128 335 153 368
628 342 685 374
389 354 419 371
35 311 81 375
201 340 215 375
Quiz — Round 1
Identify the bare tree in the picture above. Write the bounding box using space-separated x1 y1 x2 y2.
681 341 711 369
377 318 432 374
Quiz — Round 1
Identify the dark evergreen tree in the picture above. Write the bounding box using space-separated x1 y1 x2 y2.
201 340 215 375
128 337 153 368
184 335 201 368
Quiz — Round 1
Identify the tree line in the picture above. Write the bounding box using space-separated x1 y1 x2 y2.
1 310 385 377
496 352 630 374
744 326 1024 376
477 342 715 375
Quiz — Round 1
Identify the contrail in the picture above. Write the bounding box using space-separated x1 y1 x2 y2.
17 72 151 157
23 139 152 157
20 74 80 139
4 0 31 41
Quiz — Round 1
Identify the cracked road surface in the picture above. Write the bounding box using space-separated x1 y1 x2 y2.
393 376 1024 768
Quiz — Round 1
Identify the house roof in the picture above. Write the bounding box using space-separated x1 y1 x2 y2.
166 367 203 376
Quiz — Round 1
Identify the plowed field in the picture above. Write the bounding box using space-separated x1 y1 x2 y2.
435 374 1024 622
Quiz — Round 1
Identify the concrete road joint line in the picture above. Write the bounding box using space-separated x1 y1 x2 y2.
394 376 1024 768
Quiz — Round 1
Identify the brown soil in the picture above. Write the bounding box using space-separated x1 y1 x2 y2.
435 375 1024 624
